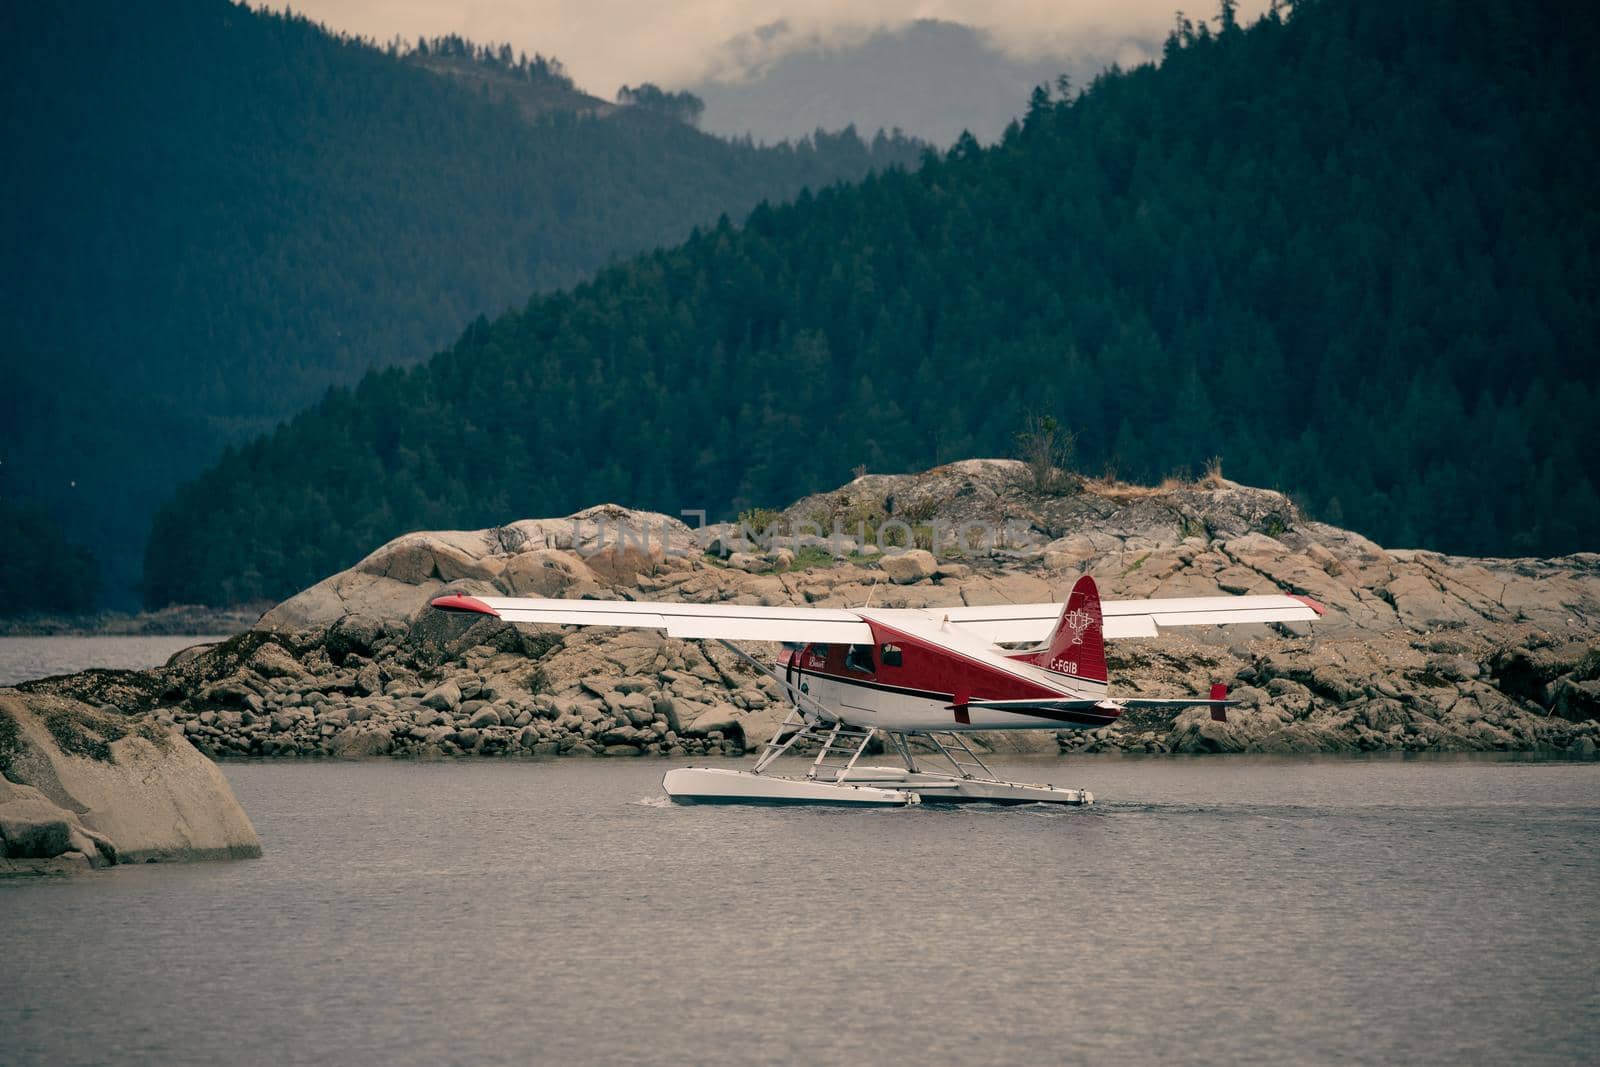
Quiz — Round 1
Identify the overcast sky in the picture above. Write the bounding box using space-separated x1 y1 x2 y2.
275 1 1268 98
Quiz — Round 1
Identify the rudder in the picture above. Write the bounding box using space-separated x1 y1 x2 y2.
1040 574 1108 685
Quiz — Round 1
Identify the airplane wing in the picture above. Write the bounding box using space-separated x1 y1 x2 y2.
434 589 1322 645
932 593 1324 643
430 594 873 644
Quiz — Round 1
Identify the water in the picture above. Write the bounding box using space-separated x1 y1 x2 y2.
3 756 1596 1065
0 635 230 687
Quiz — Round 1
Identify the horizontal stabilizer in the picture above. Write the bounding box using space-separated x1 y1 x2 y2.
959 694 1238 715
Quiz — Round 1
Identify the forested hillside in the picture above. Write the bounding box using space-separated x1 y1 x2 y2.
0 502 99 615
145 0 1600 607
0 0 919 607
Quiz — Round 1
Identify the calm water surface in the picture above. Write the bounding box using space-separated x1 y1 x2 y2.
3 755 1596 1065
0 635 230 686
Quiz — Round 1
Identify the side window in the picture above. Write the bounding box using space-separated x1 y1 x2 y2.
845 644 875 674
880 643 903 668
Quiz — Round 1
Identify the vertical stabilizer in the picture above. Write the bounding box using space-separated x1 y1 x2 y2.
1039 575 1108 686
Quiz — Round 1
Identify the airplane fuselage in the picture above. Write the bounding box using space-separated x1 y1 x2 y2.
785 612 1120 733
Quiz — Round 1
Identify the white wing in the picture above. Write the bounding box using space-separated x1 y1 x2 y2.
433 590 1322 646
431 594 872 643
932 594 1324 643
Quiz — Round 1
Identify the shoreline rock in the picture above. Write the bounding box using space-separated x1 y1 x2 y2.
14 461 1600 765
0 692 262 877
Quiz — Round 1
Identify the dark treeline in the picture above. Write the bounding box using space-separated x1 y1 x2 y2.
399 34 575 88
0 0 921 608
142 0 1600 606
0 502 99 615
616 84 708 126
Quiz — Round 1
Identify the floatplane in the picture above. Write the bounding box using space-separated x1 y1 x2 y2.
432 575 1323 807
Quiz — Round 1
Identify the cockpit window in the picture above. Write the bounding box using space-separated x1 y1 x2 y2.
880 643 903 667
845 644 875 674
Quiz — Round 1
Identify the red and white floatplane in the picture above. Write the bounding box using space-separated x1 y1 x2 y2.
433 575 1323 807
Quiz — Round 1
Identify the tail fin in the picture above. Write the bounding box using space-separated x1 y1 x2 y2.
1040 575 1108 685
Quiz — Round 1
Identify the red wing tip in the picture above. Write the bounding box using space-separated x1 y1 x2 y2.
429 594 500 617
1289 594 1326 616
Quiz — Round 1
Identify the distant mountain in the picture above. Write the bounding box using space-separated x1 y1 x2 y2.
0 0 920 609
143 0 1600 608
686 19 1152 146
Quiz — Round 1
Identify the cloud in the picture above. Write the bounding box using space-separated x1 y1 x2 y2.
279 1 1268 97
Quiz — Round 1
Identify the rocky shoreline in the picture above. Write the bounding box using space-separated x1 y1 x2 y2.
10 461 1598 765
0 603 261 638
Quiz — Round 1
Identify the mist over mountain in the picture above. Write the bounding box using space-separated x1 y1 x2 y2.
0 0 919 608
143 0 1600 608
686 19 1152 146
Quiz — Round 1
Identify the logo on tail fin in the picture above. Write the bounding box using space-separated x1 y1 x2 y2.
1060 608 1094 645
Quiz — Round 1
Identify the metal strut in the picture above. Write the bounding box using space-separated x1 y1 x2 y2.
806 719 877 782
922 731 998 780
714 639 829 718
883 731 920 774
715 640 868 777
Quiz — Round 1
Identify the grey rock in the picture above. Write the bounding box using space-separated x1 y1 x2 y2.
604 690 656 726
328 613 384 659
421 682 462 712
881 548 938 584
653 694 683 733
1549 677 1600 723
355 663 382 696
0 801 73 859
0 694 261 869
329 725 394 759
467 706 502 729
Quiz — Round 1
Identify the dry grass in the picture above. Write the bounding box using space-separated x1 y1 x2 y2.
1081 461 1230 502
1080 477 1181 501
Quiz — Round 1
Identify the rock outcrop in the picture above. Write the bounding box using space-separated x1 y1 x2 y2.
19 461 1600 762
0 692 261 876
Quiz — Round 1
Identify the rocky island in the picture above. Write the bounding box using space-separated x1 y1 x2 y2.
8 462 1596 789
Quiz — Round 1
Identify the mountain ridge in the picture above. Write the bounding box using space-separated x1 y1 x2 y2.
0 0 921 607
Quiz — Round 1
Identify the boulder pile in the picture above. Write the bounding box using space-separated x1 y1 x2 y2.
14 461 1600 762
